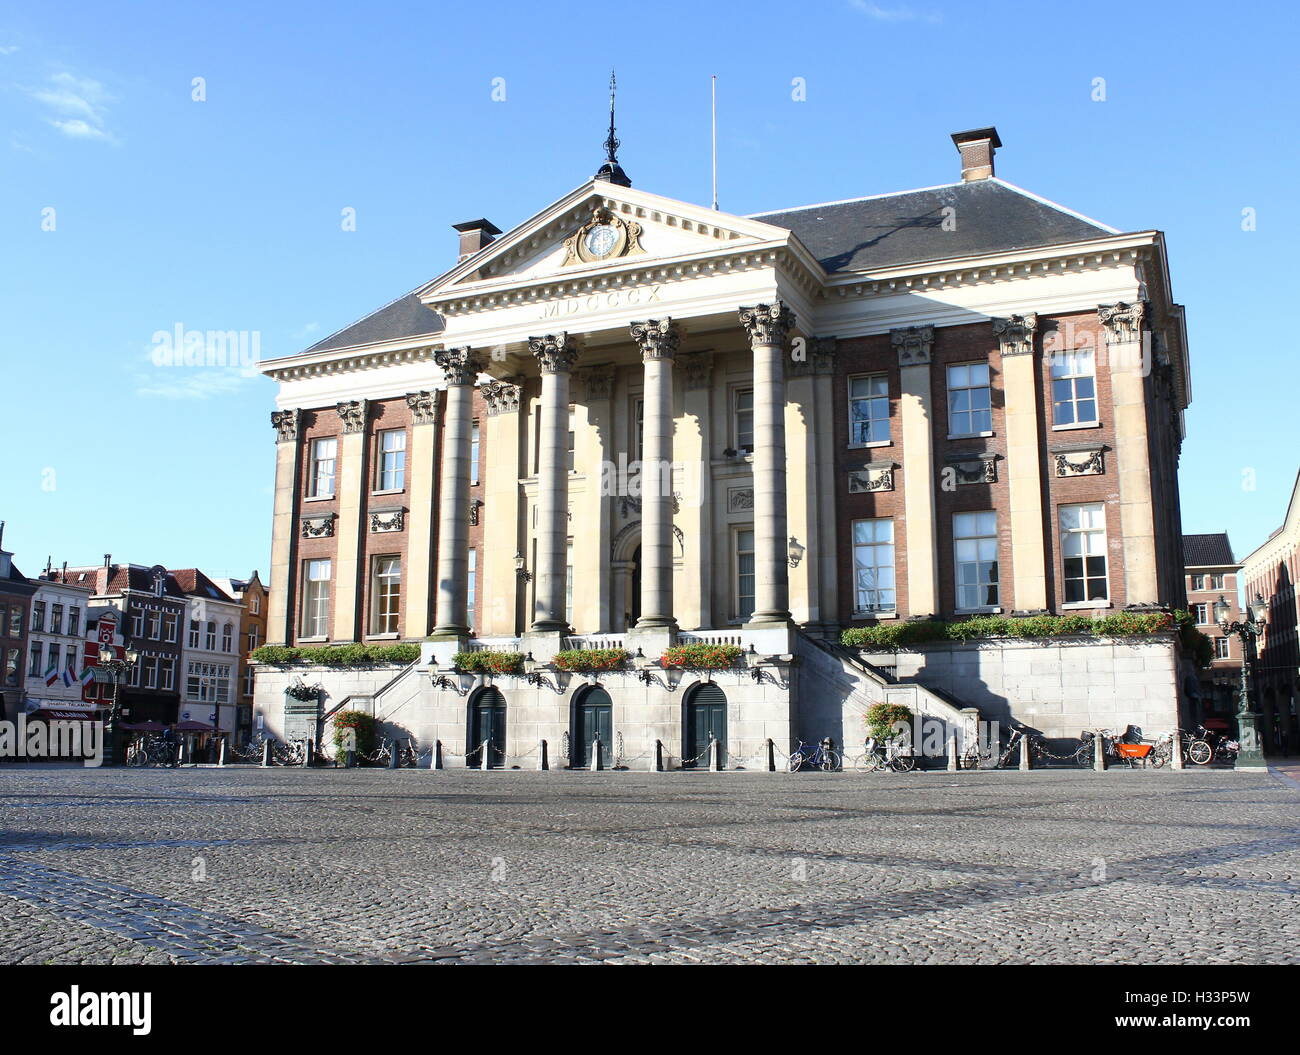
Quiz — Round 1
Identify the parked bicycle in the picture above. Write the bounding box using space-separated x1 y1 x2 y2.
125 735 178 768
787 738 841 772
857 736 917 773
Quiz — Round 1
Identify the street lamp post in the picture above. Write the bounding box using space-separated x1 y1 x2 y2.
98 641 140 766
1214 593 1269 770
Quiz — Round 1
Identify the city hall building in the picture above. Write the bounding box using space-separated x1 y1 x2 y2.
255 126 1195 766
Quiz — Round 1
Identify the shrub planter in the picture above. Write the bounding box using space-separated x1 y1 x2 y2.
660 643 743 671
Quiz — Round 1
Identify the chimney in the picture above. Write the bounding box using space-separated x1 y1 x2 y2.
452 219 502 262
103 553 112 571
951 127 1001 181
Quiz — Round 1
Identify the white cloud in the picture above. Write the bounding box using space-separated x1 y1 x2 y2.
849 1 942 22
27 71 117 143
0 45 20 56
135 370 250 401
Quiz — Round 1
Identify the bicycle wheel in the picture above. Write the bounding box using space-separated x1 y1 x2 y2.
1149 744 1168 769
1186 740 1212 766
889 755 917 773
820 751 841 772
787 752 804 773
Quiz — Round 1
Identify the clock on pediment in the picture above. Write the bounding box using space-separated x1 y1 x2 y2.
562 205 644 266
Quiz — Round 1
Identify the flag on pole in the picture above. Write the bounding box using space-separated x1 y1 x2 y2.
80 667 96 685
44 664 59 687
61 668 74 687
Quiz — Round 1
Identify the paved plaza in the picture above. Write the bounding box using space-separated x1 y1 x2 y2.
0 764 1298 965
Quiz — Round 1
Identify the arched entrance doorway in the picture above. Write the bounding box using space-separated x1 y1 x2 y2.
683 683 727 768
572 685 613 767
468 687 507 768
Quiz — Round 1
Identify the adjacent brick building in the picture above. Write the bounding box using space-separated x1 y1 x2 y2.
1182 533 1242 728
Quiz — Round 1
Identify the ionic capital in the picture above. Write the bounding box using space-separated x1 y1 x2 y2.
434 346 482 386
480 377 522 415
738 302 794 347
528 332 580 374
891 325 934 367
336 399 368 434
629 318 680 361
406 390 438 425
270 409 300 443
993 313 1038 357
1098 301 1147 344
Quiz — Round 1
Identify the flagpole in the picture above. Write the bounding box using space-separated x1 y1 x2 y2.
711 75 718 211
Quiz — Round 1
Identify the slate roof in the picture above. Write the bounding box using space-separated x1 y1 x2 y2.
751 179 1116 273
168 568 236 604
1183 533 1237 567
305 292 444 354
296 178 1119 356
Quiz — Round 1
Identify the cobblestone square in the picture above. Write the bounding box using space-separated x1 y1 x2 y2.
1 765 1298 965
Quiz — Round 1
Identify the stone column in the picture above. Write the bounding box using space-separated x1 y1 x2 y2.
892 327 939 618
528 333 578 632
739 303 794 626
995 314 1048 613
403 391 439 639
431 349 482 638
1100 302 1158 606
811 339 840 631
267 410 302 645
332 399 369 641
630 319 680 630
678 353 714 630
787 337 835 628
479 378 523 636
580 368 617 633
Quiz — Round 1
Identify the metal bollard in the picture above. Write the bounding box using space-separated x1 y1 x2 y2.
480 739 490 772
538 739 548 771
708 737 721 771
430 740 443 770
947 731 958 772
650 739 663 772
590 738 603 771
217 739 226 767
1019 734 1031 771
1093 732 1107 772
1171 732 1184 771
761 738 775 772
303 738 313 768
345 749 356 768
388 740 400 769
261 740 271 767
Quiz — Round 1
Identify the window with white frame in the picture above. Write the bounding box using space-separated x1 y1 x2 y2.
250 594 260 615
376 429 406 491
1060 503 1109 604
371 556 401 635
222 623 233 652
470 421 480 486
301 559 331 638
143 656 158 689
68 607 80 637
467 549 477 624
1214 637 1231 660
567 410 576 472
734 528 756 620
188 619 200 648
632 397 644 464
130 610 144 638
29 642 43 677
128 654 140 687
852 519 896 613
243 665 255 697
48 643 61 674
848 375 890 445
163 612 178 642
1193 603 1210 625
565 544 574 624
160 659 175 692
954 511 1000 610
204 621 216 650
186 660 231 703
733 388 754 453
248 625 260 651
309 437 337 498
1210 574 1225 590
1050 348 1098 425
946 362 992 436
146 610 160 639
51 603 64 634
32 601 45 633
1191 574 1207 591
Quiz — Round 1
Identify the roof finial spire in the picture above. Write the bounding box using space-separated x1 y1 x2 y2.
594 69 631 188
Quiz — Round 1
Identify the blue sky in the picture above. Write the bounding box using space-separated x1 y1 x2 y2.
1 0 1296 583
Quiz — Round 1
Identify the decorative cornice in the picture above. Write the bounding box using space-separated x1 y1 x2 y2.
434 346 483 386
629 318 680 361
336 399 369 434
582 368 616 402
300 514 335 538
891 325 934 367
992 313 1038 357
271 409 300 444
262 344 438 382
680 352 714 390
528 332 579 374
480 377 522 415
406 390 438 426
738 302 794 347
369 509 406 533
1098 301 1147 344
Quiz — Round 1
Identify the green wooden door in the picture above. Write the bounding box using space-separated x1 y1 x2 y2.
469 688 507 768
685 683 727 767
574 687 613 766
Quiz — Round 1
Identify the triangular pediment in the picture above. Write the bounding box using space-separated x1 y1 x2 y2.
419 182 800 301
